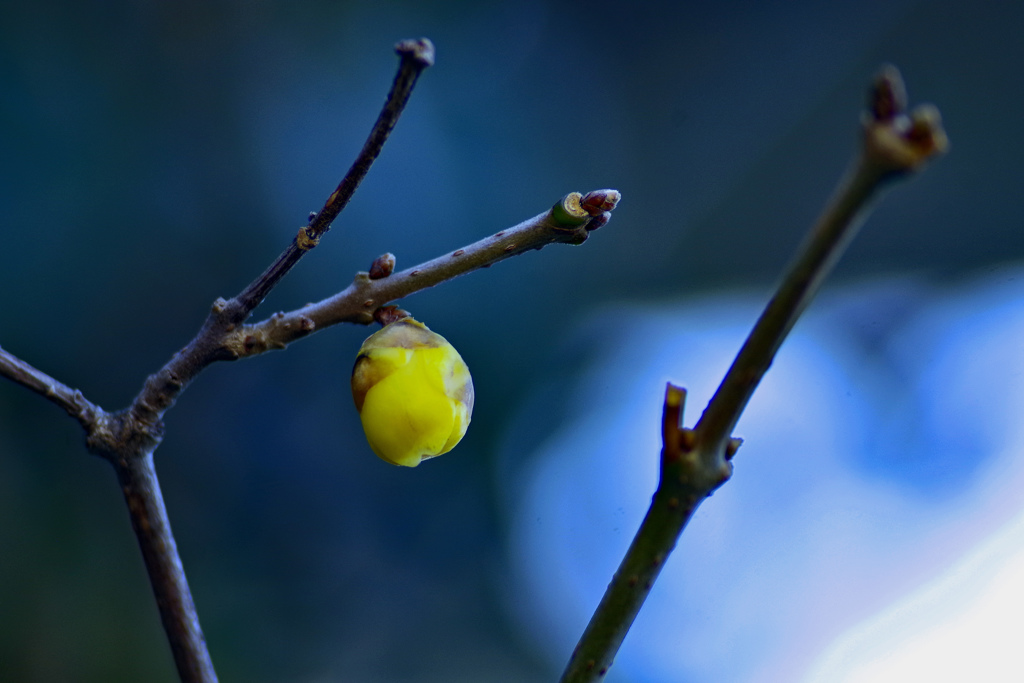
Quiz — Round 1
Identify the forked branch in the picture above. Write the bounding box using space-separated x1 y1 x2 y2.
0 36 620 683
560 65 947 683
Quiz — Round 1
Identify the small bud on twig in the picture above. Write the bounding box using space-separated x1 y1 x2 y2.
369 253 396 279
586 211 612 232
580 189 621 216
373 305 411 327
296 226 320 251
868 64 907 122
862 66 947 177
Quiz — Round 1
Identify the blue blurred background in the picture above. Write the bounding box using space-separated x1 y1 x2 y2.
2 1 1023 681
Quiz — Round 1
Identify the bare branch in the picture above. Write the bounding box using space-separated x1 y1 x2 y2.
3 36 620 683
103 40 436 681
233 38 436 318
692 65 947 452
0 352 215 683
0 345 101 430
560 65 947 683
116 452 218 683
125 39 435 431
224 190 620 356
2 39 440 683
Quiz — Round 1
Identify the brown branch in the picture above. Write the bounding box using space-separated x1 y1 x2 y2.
115 452 217 682
126 39 436 431
0 35 622 683
0 345 100 429
560 65 948 683
693 66 946 452
223 190 621 357
233 38 435 316
1 39 439 683
0 344 216 681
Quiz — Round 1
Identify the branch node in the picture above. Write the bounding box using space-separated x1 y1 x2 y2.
862 65 947 177
551 192 590 228
296 226 320 251
562 68 945 683
680 428 696 451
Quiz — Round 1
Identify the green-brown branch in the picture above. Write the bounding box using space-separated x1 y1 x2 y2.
560 64 947 683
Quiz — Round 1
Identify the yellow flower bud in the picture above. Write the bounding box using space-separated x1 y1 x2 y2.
351 317 474 467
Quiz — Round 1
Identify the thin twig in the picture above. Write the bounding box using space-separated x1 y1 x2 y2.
101 40 436 683
127 39 436 428
0 37 622 682
0 39 439 683
560 65 947 683
234 38 436 316
222 190 621 356
0 345 100 429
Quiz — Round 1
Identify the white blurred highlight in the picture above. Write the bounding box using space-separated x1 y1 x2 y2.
804 507 1024 682
502 270 1024 682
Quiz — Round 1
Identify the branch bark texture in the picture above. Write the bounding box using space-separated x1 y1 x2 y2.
0 36 621 683
560 65 948 683
223 189 620 357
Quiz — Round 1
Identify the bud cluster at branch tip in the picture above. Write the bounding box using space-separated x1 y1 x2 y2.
862 64 948 176
580 189 621 216
551 190 621 233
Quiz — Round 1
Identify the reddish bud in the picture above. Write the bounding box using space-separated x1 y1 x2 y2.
580 189 621 216
869 65 907 122
369 253 396 280
585 211 612 232
373 305 411 327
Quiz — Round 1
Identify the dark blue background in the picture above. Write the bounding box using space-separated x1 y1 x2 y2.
2 1 1022 681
